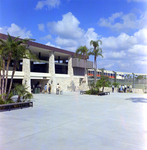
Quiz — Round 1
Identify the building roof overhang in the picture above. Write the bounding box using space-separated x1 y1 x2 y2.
0 33 88 60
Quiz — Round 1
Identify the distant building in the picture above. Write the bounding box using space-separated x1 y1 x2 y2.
87 69 125 80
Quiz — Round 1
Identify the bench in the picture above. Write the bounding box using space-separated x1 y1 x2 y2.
0 102 33 111
98 92 110 96
80 91 86 95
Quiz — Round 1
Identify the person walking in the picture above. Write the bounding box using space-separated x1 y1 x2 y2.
56 83 60 95
112 85 114 93
122 85 124 92
48 84 51 94
44 84 47 93
120 85 123 93
124 84 127 93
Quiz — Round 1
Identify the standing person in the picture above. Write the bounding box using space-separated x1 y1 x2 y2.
127 85 130 92
44 84 47 93
112 85 114 93
56 83 60 95
120 85 123 93
48 84 51 94
122 85 124 92
130 85 132 93
124 84 127 93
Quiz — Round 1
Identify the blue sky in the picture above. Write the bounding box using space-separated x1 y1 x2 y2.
0 0 147 74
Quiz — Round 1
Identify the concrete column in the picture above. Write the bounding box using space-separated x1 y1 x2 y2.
68 56 73 77
85 68 88 86
68 56 75 91
49 51 56 93
22 58 31 92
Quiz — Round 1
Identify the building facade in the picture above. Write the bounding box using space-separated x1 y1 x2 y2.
0 33 93 93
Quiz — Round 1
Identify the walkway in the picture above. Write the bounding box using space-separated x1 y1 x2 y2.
0 92 147 150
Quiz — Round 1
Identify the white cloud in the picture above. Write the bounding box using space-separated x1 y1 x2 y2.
103 63 114 69
43 12 147 73
134 60 147 65
98 27 147 72
35 0 60 10
84 28 100 48
108 12 123 22
101 32 137 51
104 51 126 59
47 12 100 51
0 23 32 38
38 23 45 32
55 37 78 47
46 41 60 48
128 45 147 56
134 27 147 44
40 34 52 40
47 12 85 39
98 11 147 31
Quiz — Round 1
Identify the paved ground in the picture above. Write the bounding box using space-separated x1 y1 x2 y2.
0 92 147 150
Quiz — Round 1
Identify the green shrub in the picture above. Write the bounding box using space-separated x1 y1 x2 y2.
13 83 33 102
0 96 14 105
112 82 119 87
0 99 5 105
86 89 99 95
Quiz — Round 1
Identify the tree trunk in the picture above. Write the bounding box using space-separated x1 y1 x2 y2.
6 63 16 100
94 57 97 85
2 59 5 100
0 69 1 95
102 81 105 92
17 95 21 102
4 52 12 94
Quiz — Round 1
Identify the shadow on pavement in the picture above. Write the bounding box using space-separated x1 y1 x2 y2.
125 97 147 103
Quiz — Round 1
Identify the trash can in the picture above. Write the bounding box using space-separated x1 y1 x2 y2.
37 88 40 93
34 88 38 94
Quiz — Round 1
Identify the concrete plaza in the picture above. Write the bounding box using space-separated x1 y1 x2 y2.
0 92 147 150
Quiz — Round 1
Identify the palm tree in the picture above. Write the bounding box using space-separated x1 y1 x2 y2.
90 40 103 84
75 46 90 83
0 33 36 101
6 44 37 99
0 34 21 97
0 46 3 95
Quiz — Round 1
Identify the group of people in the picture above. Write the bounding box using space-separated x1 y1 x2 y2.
44 84 51 94
112 84 132 93
44 84 52 94
44 83 62 94
119 85 132 93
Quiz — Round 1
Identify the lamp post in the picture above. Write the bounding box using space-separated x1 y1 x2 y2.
132 73 135 88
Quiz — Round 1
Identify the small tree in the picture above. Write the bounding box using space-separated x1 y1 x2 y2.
13 83 33 102
96 75 111 92
112 82 119 88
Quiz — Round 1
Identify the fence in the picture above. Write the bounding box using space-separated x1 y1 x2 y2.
88 77 147 90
